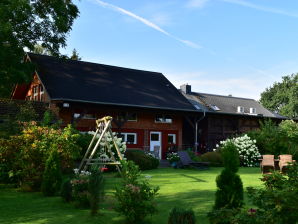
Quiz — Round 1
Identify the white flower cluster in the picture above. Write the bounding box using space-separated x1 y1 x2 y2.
214 134 261 167
73 168 91 176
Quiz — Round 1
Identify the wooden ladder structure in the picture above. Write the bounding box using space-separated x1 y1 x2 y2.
78 116 123 173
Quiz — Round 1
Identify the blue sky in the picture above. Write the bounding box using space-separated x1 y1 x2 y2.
61 0 298 100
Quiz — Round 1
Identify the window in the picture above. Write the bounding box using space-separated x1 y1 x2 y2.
39 84 44 101
210 105 220 111
168 134 176 144
121 133 137 144
250 108 256 114
33 86 38 101
73 113 81 119
118 112 137 121
155 114 172 123
82 114 96 119
237 106 244 113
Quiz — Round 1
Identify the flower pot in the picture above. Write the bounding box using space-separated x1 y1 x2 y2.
171 161 177 168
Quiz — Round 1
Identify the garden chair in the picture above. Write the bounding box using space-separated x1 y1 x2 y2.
260 155 275 174
177 151 209 170
279 155 295 172
153 146 160 159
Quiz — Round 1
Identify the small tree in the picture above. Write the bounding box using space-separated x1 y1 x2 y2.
214 141 244 209
115 160 159 223
89 166 104 216
41 148 62 196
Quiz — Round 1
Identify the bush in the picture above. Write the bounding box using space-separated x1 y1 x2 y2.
0 123 81 189
213 135 261 167
115 160 159 223
41 149 63 196
61 178 72 202
125 150 159 170
187 151 201 162
209 142 244 224
71 170 91 208
200 152 223 167
168 207 196 224
246 120 288 156
89 166 104 216
237 162 298 224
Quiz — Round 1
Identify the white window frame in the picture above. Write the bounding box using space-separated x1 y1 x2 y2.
155 114 173 123
168 134 176 144
118 112 137 122
39 84 44 101
121 133 137 144
33 86 38 101
237 106 244 113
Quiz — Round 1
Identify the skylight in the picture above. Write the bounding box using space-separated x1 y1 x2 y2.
194 105 201 110
210 105 220 111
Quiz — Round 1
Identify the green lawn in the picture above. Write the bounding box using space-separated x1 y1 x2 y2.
0 167 263 224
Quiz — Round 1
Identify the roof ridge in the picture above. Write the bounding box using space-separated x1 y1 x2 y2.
192 91 256 101
27 52 162 76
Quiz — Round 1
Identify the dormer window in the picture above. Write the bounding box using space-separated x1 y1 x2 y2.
250 108 256 114
237 106 244 113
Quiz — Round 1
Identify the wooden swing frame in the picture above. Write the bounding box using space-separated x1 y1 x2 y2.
78 116 123 173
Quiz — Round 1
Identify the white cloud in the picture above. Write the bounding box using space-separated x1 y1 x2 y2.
186 0 210 8
91 0 201 49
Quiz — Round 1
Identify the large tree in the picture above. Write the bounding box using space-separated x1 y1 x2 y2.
260 74 298 118
0 0 79 97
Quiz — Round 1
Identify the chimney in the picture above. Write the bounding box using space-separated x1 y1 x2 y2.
180 84 191 94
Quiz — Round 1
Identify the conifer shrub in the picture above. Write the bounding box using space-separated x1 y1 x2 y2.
214 141 243 209
41 149 63 196
88 166 104 216
60 178 72 202
209 142 244 224
168 207 196 224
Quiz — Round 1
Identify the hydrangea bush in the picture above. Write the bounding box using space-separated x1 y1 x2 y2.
166 152 180 163
87 131 126 162
214 134 261 167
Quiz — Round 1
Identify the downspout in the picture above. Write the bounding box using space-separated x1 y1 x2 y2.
195 109 206 153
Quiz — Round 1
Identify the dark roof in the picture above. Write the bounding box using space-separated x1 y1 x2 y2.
27 53 196 112
181 91 284 118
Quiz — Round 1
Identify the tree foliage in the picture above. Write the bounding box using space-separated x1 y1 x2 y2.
0 0 79 97
260 74 298 118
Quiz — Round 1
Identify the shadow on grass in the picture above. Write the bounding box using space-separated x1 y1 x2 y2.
180 174 206 182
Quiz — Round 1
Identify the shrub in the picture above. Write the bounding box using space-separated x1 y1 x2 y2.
246 120 288 156
237 162 298 224
71 169 91 208
167 152 180 163
209 142 244 224
41 149 63 196
125 150 159 170
0 123 81 189
187 151 201 162
115 160 159 223
89 166 104 215
214 142 243 209
61 178 73 202
168 207 196 224
200 152 223 167
213 135 261 167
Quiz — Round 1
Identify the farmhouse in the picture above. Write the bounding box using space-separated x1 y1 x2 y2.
12 53 199 159
11 53 285 156
180 84 285 151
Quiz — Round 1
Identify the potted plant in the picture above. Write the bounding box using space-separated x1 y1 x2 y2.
167 152 180 168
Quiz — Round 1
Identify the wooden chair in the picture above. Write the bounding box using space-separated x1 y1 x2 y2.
279 155 295 172
260 155 275 174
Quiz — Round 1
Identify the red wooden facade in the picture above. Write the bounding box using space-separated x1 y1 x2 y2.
12 76 184 159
